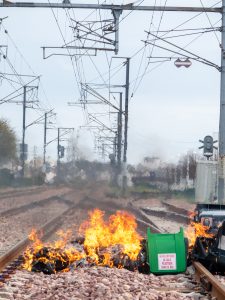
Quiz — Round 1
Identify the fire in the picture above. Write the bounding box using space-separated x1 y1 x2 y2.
23 229 84 272
79 209 142 265
185 221 214 248
22 209 142 273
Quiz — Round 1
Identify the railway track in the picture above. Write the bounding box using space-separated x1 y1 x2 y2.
0 193 224 299
0 204 78 275
0 190 76 257
193 261 225 300
132 199 225 299
0 195 73 218
141 207 189 224
161 200 191 216
0 186 48 200
0 196 160 278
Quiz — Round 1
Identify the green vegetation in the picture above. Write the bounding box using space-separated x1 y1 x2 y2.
0 119 17 165
106 183 163 199
169 188 195 203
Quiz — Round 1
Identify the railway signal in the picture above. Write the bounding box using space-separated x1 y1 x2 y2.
199 135 218 159
174 58 192 68
58 145 65 158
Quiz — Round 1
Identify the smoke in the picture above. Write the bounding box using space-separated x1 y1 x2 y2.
67 132 94 162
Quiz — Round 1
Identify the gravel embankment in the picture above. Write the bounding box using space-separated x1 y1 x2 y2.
1 266 204 300
144 215 185 233
131 198 187 233
0 188 203 300
215 275 225 287
164 199 195 212
132 199 163 210
0 187 72 212
0 201 69 252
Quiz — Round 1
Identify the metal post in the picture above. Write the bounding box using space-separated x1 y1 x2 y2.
117 92 122 170
57 128 60 178
112 9 122 55
122 58 130 193
43 112 47 164
186 154 189 189
218 0 225 203
21 86 26 177
114 135 117 160
102 143 105 160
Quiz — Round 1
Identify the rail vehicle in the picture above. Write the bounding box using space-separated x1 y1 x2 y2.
191 204 225 273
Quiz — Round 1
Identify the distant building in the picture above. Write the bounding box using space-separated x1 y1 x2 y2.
143 156 161 170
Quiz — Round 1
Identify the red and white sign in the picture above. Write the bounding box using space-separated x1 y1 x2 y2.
158 253 177 270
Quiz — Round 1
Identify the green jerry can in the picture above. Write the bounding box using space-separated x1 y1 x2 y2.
146 227 188 274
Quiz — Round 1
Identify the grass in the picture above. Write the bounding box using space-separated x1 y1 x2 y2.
105 183 163 199
169 188 196 203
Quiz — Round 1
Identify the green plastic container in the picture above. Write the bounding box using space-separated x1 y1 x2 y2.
146 227 187 274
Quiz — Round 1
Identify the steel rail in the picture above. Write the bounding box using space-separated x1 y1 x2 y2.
193 261 225 300
142 207 189 224
0 2 221 13
162 201 191 216
0 195 73 218
78 196 162 234
0 197 160 275
0 205 75 273
0 186 48 199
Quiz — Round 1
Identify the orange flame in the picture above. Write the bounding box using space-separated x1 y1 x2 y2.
185 221 214 248
23 209 142 272
79 209 142 265
23 229 84 272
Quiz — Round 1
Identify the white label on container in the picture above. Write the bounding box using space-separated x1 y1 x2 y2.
158 253 177 270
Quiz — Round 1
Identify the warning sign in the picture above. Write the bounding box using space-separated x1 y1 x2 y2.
158 253 177 270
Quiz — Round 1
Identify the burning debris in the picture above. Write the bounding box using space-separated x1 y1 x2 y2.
185 220 214 249
22 209 144 274
22 204 225 276
185 205 225 273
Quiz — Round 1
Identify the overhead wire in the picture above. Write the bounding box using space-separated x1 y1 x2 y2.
199 0 221 45
1 23 53 114
48 0 82 99
64 3 106 144
129 17 222 91
129 0 221 98
131 0 168 97
131 0 157 95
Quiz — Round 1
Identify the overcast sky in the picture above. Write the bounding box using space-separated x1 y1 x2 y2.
0 0 222 164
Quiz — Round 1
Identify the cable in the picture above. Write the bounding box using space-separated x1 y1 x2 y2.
130 0 221 98
199 0 221 45
132 0 157 95
1 23 53 113
131 0 168 97
48 0 82 99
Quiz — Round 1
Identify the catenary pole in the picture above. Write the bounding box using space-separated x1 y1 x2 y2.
218 0 225 203
2 1 224 199
117 92 122 171
122 58 130 193
57 128 60 179
43 112 47 164
21 86 26 177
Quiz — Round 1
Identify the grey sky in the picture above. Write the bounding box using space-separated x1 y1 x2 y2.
0 0 222 164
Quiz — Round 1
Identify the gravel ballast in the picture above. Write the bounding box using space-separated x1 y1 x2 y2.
2 267 203 300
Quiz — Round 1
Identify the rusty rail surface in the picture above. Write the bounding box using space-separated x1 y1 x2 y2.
0 195 73 218
0 186 48 200
162 201 190 216
0 196 164 275
142 207 189 224
193 261 225 300
0 205 75 272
